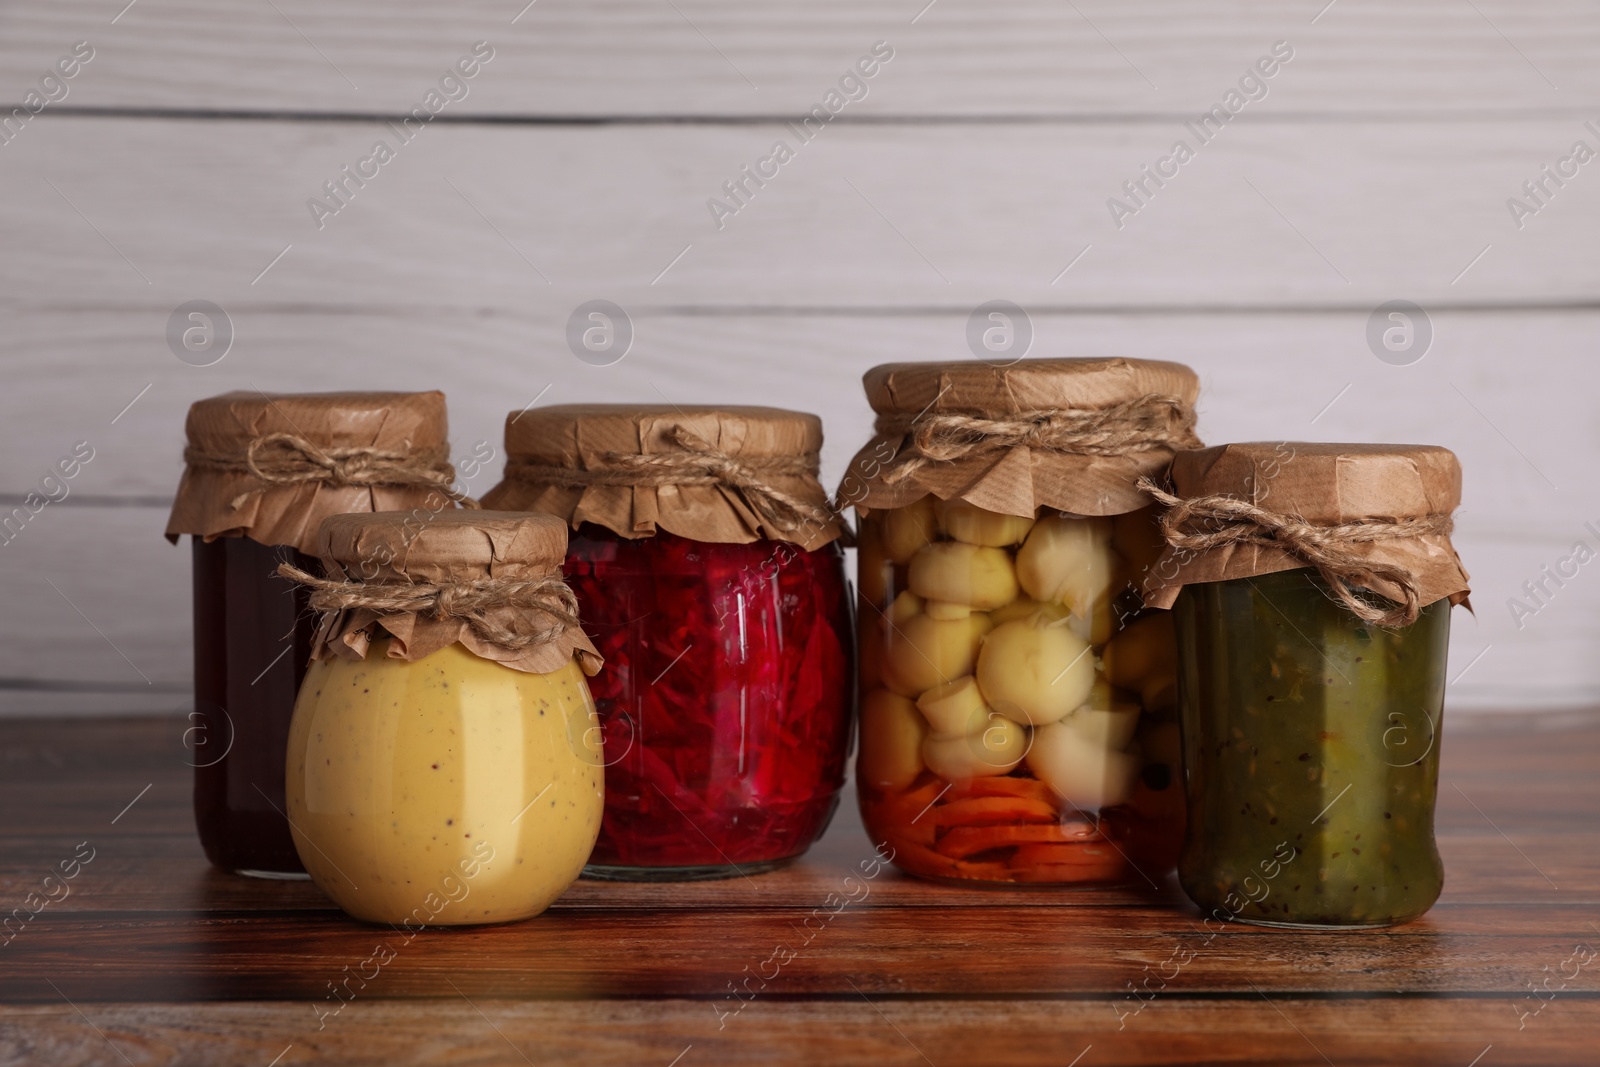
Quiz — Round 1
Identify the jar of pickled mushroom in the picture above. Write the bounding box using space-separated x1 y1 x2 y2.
483 405 852 881
842 359 1203 885
1140 442 1471 927
165 391 467 878
280 510 604 926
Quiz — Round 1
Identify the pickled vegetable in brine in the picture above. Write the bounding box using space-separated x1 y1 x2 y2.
1174 568 1450 928
856 500 1185 885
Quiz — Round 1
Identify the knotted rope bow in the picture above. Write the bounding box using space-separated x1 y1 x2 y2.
506 425 839 537
185 433 478 510
1135 477 1454 627
875 393 1201 485
278 564 580 652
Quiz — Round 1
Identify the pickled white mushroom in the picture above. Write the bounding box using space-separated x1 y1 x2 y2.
923 715 1027 779
865 595 922 698
987 597 1070 626
907 541 1019 610
885 613 990 696
1027 720 1140 808
974 616 1095 725
858 689 927 791
936 499 1035 547
1066 686 1141 750
881 496 939 564
1101 612 1177 707
915 675 990 738
1015 515 1122 616
1082 678 1117 709
889 590 924 625
923 600 973 621
1067 593 1116 647
856 522 894 608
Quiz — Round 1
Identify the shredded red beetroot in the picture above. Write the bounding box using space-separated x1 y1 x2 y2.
564 526 852 869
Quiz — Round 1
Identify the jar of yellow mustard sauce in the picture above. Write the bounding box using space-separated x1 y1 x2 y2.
282 510 605 926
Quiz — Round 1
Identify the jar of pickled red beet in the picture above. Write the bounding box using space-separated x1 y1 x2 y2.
840 359 1202 886
281 510 604 926
1141 442 1471 927
165 391 467 878
483 405 852 881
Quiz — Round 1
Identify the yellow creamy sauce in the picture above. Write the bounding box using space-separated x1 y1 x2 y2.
286 640 603 926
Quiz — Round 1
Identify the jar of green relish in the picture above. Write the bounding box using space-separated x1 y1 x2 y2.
1141 442 1471 928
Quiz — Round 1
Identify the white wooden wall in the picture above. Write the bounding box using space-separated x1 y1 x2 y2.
1 0 1596 714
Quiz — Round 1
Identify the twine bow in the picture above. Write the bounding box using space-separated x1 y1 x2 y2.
278 564 580 652
875 393 1201 485
185 432 479 510
507 425 840 537
1135 477 1454 627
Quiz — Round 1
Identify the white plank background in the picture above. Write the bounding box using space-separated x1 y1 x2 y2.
2 0 1597 116
0 0 1595 714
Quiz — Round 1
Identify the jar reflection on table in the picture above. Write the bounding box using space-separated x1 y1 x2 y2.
565 526 853 880
1174 568 1450 928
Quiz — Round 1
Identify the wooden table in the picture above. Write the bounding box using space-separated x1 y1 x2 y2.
0 712 1595 1066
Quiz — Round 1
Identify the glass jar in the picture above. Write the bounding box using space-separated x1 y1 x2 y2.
283 510 605 926
190 537 318 876
1173 569 1450 928
1144 442 1471 928
843 358 1203 886
856 501 1185 884
483 404 854 880
289 643 602 926
565 526 851 877
167 391 458 878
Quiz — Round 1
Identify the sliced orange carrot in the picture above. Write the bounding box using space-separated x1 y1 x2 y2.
885 777 948 812
862 778 942 816
862 780 949 847
1008 843 1128 882
945 776 1058 805
864 801 937 847
938 860 1016 882
935 823 1100 860
1010 841 1120 866
873 835 1080 884
931 796 1061 828
874 836 973 879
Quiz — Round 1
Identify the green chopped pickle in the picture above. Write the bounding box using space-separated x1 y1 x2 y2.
1174 568 1451 928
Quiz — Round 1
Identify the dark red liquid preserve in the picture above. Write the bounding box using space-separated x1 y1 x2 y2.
565 526 853 879
190 536 318 876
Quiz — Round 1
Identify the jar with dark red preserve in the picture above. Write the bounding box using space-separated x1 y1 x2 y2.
166 391 466 878
483 405 852 881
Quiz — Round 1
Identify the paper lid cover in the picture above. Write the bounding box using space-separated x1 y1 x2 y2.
483 403 843 550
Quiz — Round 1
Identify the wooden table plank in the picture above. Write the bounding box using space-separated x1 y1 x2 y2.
1 832 1594 912
5 901 1600 1003
1 713 1596 1064
3 999 1597 1067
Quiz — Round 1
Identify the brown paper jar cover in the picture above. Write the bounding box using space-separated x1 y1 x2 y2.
482 404 845 551
841 358 1202 519
309 510 601 676
165 391 456 555
1141 441 1472 612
